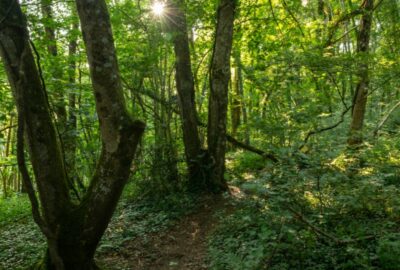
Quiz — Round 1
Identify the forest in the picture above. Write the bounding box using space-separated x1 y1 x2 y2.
0 0 400 269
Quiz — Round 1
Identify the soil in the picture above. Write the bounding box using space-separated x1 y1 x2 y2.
100 195 234 270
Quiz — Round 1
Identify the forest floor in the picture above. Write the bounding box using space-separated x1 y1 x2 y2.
2 149 399 270
99 194 236 270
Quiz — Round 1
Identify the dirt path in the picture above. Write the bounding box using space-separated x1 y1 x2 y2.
101 195 232 270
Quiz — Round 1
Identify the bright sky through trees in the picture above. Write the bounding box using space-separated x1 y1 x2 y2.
152 1 165 16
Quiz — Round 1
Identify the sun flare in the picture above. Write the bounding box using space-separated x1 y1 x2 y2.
152 2 165 16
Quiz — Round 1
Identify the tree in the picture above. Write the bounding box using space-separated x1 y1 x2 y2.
0 0 145 268
168 0 204 190
348 0 374 145
207 0 236 190
40 0 67 128
167 0 236 192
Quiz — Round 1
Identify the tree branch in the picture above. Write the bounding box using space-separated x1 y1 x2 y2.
288 206 375 245
122 78 279 162
0 124 16 133
325 8 363 48
324 0 382 48
299 106 352 151
373 100 400 137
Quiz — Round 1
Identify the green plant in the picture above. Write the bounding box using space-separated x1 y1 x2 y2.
377 234 400 270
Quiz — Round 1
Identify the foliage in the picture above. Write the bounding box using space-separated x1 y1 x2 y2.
99 192 197 253
209 140 400 269
0 194 31 227
0 196 44 270
0 186 199 269
1 0 400 268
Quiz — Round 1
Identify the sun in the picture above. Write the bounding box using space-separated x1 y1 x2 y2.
152 2 165 16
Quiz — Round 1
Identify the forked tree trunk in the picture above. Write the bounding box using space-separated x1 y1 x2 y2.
168 0 236 192
208 0 236 191
348 0 374 145
0 0 145 268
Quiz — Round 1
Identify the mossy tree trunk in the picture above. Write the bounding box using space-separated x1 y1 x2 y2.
0 0 145 268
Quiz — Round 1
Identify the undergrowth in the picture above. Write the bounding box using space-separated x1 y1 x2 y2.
209 140 400 270
0 182 199 270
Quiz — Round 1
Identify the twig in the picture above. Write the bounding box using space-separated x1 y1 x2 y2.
325 8 363 48
373 100 400 137
226 135 278 162
122 77 279 162
324 0 382 48
281 0 305 37
264 220 285 268
0 124 17 133
287 206 375 245
299 106 351 151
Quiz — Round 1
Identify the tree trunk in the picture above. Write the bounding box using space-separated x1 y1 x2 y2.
0 0 145 268
207 0 236 192
168 0 205 190
231 62 241 138
0 0 72 230
40 0 67 128
348 0 374 146
65 19 82 191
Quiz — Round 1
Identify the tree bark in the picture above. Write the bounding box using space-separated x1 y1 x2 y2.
348 0 374 146
65 18 82 191
208 0 236 191
40 0 67 127
0 0 71 231
231 60 241 137
168 0 205 190
0 0 145 268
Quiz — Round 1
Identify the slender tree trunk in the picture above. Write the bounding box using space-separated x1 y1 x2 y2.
40 0 67 128
0 0 144 268
208 0 236 191
2 116 13 196
65 19 82 191
348 0 374 146
168 0 205 190
0 0 71 230
231 61 241 137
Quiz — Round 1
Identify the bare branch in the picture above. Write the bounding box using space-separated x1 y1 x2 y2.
373 101 400 137
122 78 279 163
288 206 375 245
0 124 16 133
299 106 352 151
